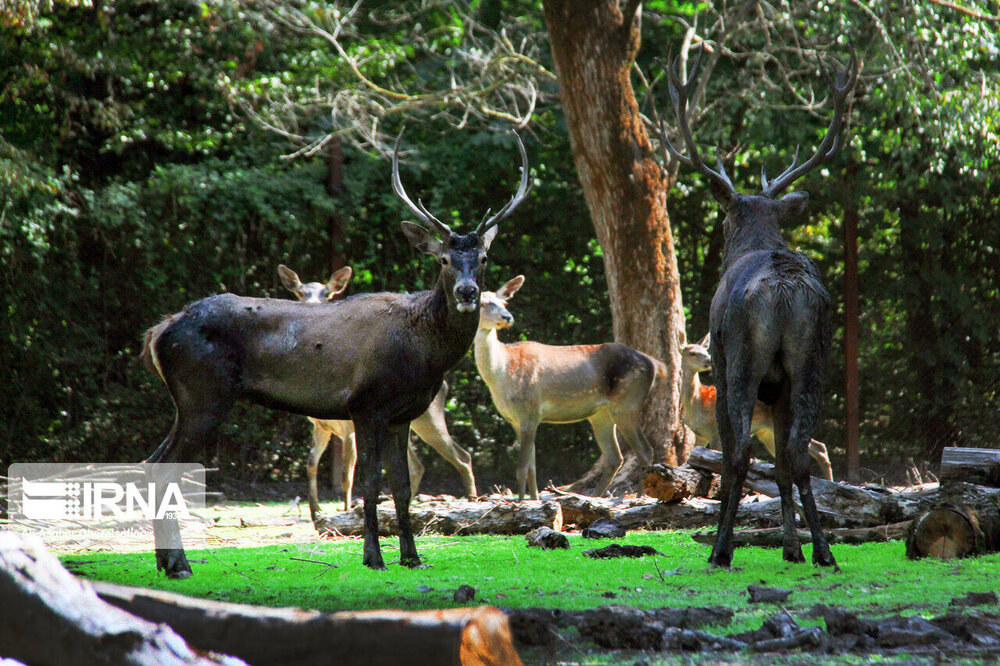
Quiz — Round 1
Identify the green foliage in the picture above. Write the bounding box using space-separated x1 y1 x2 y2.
2 0 998 483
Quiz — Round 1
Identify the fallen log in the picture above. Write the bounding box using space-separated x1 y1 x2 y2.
939 447 1000 488
905 483 1000 560
315 499 562 536
0 532 240 666
642 463 718 502
93 581 522 666
690 521 913 548
686 446 937 527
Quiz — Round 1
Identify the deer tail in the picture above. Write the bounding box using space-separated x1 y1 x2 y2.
140 316 174 384
648 355 670 386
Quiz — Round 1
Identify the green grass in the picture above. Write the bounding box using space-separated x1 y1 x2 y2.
63 528 1000 632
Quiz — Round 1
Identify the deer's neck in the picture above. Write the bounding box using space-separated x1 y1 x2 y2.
680 366 701 411
418 280 479 372
721 219 788 273
473 328 508 390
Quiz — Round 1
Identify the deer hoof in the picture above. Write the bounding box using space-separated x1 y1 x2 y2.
707 552 732 569
813 551 839 569
782 546 806 563
157 549 193 579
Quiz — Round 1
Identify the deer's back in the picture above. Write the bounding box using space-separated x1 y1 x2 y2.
490 341 656 423
153 291 471 423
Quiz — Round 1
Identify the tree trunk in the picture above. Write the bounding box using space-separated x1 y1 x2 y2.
542 0 688 472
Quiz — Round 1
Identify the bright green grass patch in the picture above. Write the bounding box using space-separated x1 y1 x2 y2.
63 528 1000 637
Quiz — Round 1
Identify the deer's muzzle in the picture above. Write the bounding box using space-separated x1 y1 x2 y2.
454 282 480 312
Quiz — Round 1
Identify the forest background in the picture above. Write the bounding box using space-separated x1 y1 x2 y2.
2 0 998 493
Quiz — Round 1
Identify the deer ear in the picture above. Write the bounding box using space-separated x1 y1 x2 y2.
698 332 711 348
496 275 525 301
277 265 302 293
481 224 500 251
401 221 443 256
780 191 809 219
326 266 353 298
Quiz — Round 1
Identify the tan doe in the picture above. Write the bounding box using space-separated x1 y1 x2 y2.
474 275 660 500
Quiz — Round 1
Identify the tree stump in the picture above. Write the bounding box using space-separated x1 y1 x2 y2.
906 483 1000 559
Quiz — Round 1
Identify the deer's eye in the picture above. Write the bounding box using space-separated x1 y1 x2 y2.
440 256 450 266
479 256 487 265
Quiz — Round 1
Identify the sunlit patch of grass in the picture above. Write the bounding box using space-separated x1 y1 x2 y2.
63 528 1000 636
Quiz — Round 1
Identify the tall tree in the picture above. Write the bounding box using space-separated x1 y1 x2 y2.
540 0 688 470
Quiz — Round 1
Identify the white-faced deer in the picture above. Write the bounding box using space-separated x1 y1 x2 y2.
141 131 529 575
681 335 834 481
474 276 661 500
660 47 858 569
277 265 477 519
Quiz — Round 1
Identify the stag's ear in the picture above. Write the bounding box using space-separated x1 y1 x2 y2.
780 191 810 219
326 266 353 299
402 221 443 257
277 265 302 293
481 224 500 251
496 275 525 301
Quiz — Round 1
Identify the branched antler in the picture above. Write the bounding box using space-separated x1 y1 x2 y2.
759 51 860 197
658 45 738 204
476 131 531 236
392 130 453 237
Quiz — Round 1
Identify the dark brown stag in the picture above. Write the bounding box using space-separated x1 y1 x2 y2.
142 131 530 576
660 48 859 569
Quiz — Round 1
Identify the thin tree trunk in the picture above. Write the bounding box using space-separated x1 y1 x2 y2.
542 0 688 470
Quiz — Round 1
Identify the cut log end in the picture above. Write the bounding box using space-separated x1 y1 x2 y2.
907 508 979 560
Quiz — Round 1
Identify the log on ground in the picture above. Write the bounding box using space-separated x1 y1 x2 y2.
94 580 522 666
690 521 913 548
686 446 937 527
315 499 562 536
0 532 239 666
642 463 719 502
939 447 1000 488
905 483 1000 560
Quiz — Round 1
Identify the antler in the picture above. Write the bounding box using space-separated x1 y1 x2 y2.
475 130 532 237
658 46 738 204
392 130 453 237
759 51 860 198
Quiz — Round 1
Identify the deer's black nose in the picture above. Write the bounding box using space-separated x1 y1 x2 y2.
455 283 479 303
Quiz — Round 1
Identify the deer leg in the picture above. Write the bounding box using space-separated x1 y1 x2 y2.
771 395 805 563
307 422 332 523
789 382 838 569
148 406 226 579
579 412 622 496
384 424 421 567
354 416 388 570
342 428 358 511
611 408 654 467
406 436 424 498
410 411 478 498
808 439 834 481
515 421 540 501
709 362 759 569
